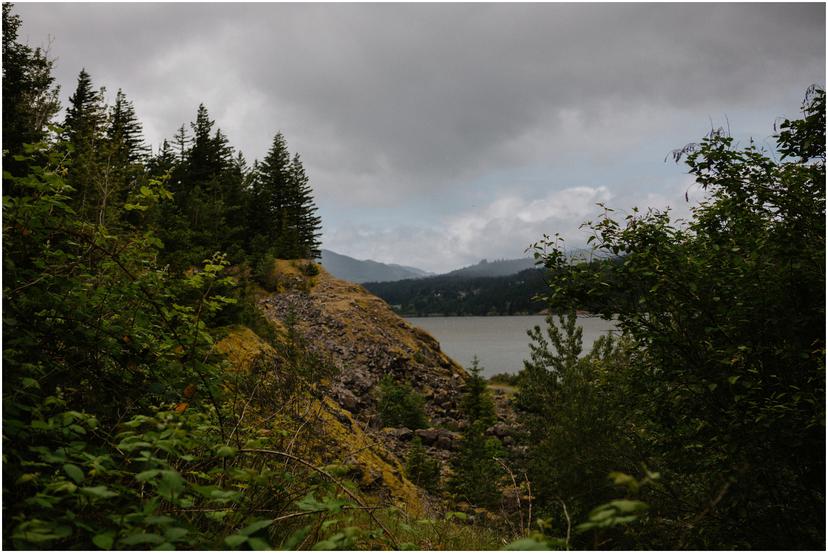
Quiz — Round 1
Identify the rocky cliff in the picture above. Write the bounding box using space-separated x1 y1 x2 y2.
216 260 486 517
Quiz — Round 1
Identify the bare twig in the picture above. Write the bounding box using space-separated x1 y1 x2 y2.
525 473 533 535
227 378 261 447
240 448 399 549
677 480 732 549
495 457 524 535
284 401 322 462
558 498 571 551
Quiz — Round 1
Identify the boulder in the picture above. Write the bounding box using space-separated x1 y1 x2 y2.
415 428 461 450
384 427 414 441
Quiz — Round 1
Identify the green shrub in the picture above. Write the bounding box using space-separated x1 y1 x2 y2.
300 261 320 276
487 372 521 386
376 375 428 429
405 437 440 491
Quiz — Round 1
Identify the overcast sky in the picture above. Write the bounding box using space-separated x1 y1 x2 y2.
16 2 825 273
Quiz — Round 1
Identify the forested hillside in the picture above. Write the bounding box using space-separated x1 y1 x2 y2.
3 4 825 550
364 268 549 316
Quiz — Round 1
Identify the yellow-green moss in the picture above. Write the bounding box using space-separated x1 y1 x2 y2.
314 396 425 516
216 325 276 372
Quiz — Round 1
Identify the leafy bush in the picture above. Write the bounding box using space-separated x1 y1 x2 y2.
514 312 634 532
300 261 320 277
531 87 826 549
376 376 428 429
487 372 521 386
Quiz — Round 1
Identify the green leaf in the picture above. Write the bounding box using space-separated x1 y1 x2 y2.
240 519 273 536
156 470 185 500
164 527 188 541
283 526 312 550
606 499 648 513
608 471 638 492
215 445 237 458
13 521 72 543
136 469 161 482
145 515 175 525
80 485 119 499
92 532 115 550
224 534 248 548
120 533 166 545
247 537 271 550
63 463 84 484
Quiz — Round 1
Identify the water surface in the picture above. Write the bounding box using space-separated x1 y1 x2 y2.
406 315 616 377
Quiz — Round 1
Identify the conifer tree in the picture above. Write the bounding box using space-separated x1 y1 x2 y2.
289 153 322 259
247 133 322 261
148 139 176 178
107 88 147 164
63 69 109 223
172 124 190 162
406 436 440 490
449 358 503 508
2 3 60 187
159 104 246 267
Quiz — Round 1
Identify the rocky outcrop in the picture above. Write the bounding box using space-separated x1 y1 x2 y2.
234 260 533 519
257 261 468 428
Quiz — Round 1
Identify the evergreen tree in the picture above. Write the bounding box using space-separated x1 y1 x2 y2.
158 104 248 268
405 436 440 490
376 375 428 429
147 139 176 178
2 3 60 190
107 88 147 165
449 358 503 508
289 153 322 259
103 88 149 227
63 69 109 223
172 124 190 162
247 133 322 261
514 312 629 534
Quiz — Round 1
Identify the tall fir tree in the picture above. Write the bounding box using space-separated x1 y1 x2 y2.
247 133 322 261
2 3 60 191
107 89 147 165
158 104 247 267
63 69 109 224
289 153 322 259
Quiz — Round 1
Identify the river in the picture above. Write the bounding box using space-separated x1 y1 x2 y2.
405 315 617 377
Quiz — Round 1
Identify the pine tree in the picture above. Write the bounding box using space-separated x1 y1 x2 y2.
289 153 322 259
158 104 246 267
247 133 322 261
2 3 60 188
107 89 147 165
63 69 109 223
172 124 190 162
449 358 503 508
406 436 440 490
148 140 176 178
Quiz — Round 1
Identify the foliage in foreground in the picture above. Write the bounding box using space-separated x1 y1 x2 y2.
522 87 825 549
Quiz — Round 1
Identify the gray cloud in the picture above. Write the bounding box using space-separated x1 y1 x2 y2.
16 3 825 270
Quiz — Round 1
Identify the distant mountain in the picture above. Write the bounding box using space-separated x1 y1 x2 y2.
443 257 538 278
320 249 433 283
